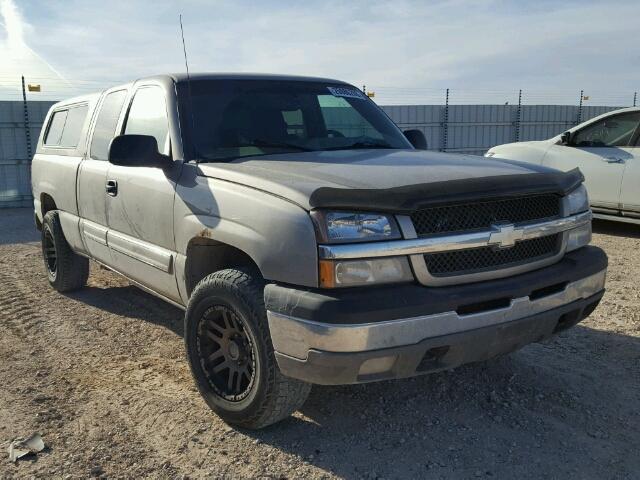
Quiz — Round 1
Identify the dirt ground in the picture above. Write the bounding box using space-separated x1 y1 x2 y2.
0 208 638 480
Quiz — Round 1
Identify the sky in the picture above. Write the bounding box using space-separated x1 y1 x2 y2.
0 0 638 105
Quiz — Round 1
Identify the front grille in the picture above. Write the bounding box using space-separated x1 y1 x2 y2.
411 195 561 236
424 234 561 277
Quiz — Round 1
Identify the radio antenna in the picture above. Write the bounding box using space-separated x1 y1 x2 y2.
179 14 191 82
179 14 199 161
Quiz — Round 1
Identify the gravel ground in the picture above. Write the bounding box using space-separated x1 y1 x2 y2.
0 207 638 479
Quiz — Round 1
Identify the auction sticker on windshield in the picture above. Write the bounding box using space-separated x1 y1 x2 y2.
327 86 367 100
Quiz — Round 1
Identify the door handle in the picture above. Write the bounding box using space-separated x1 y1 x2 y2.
602 156 625 164
106 180 118 196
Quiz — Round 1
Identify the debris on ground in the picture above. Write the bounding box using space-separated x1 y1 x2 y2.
7 433 45 462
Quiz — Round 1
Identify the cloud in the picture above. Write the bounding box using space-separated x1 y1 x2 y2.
0 0 26 48
3 0 639 104
0 0 72 99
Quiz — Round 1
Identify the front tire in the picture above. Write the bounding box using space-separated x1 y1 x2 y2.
41 211 89 292
184 268 311 429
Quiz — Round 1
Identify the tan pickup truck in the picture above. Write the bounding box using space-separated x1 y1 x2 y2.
32 73 606 428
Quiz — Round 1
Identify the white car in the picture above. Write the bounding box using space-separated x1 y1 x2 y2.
486 107 640 225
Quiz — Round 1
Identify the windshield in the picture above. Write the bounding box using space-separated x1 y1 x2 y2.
184 79 412 161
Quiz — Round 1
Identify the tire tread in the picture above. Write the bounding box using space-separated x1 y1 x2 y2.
43 211 89 292
187 268 311 429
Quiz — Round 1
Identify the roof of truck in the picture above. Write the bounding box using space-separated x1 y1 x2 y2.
48 92 101 111
49 73 352 111
160 72 350 85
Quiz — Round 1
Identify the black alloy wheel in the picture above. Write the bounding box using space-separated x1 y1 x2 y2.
197 305 256 401
184 268 311 429
42 226 58 278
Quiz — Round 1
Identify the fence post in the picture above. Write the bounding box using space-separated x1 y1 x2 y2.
576 89 584 125
515 89 522 142
441 88 449 152
21 75 33 160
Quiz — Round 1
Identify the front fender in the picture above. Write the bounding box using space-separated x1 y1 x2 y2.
174 167 319 295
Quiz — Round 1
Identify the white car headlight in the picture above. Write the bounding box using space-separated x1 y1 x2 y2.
312 211 401 243
566 184 589 215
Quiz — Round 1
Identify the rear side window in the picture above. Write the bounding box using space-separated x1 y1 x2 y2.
60 105 88 147
90 90 128 160
44 104 89 148
124 86 170 155
44 110 68 145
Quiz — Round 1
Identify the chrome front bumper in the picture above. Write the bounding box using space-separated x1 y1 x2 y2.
267 269 606 384
268 269 605 359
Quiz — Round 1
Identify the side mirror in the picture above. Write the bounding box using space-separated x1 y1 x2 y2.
560 131 572 146
404 129 428 150
108 134 172 168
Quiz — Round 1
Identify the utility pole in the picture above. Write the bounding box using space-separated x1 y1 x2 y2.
515 89 522 142
441 88 449 152
577 89 584 125
21 76 32 160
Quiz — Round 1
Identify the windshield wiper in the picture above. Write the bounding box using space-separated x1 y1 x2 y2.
249 139 313 152
325 141 393 151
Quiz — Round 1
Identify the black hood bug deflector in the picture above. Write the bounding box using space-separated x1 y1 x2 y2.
308 168 584 213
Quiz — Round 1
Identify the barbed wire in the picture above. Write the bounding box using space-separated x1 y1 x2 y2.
0 75 636 106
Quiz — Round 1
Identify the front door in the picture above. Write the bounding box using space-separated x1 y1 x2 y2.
105 84 181 302
543 111 640 211
619 130 640 216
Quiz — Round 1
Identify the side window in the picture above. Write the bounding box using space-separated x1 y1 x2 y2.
43 105 89 148
59 105 88 147
317 94 382 139
44 110 68 145
572 112 640 148
90 90 128 160
124 87 170 155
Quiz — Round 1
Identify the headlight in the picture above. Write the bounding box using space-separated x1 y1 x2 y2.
312 211 401 243
319 257 413 288
566 222 592 252
566 184 589 215
565 184 591 252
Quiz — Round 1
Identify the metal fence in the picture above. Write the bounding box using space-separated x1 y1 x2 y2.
0 100 623 208
381 104 619 156
0 100 55 207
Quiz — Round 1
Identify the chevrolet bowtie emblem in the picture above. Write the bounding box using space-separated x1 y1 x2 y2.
488 223 524 248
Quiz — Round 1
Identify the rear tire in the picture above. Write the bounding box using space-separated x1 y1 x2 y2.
41 211 89 292
184 268 311 429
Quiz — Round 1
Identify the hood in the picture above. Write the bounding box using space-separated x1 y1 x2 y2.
485 139 558 168
196 149 581 212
